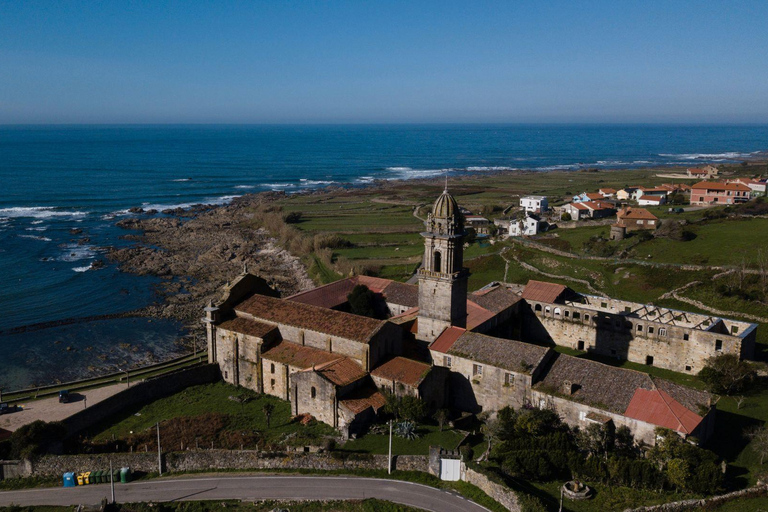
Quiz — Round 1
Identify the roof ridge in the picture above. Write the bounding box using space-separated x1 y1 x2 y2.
655 388 690 434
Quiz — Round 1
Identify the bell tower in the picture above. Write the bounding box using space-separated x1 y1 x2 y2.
417 185 469 342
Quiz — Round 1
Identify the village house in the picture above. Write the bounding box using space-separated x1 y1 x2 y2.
637 195 666 206
559 202 590 220
520 195 548 213
615 207 659 232
507 213 541 237
598 188 617 198
632 187 669 201
519 280 757 375
580 200 616 218
616 187 638 201
573 192 603 203
727 177 767 197
464 215 492 235
690 181 751 205
687 165 718 179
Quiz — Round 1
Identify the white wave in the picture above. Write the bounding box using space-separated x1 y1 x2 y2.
262 183 296 188
72 264 92 272
57 244 97 262
386 168 450 180
466 166 516 171
0 207 87 219
658 151 758 160
234 185 256 189
25 226 48 232
31 220 44 225
534 164 581 171
172 178 192 182
140 195 240 212
356 176 376 183
385 167 413 172
633 160 652 164
299 180 336 186
18 234 52 242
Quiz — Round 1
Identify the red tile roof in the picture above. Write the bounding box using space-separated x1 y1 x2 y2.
581 200 615 211
568 202 590 211
309 357 368 387
617 207 658 221
217 317 278 339
370 356 432 387
688 168 709 174
624 388 704 434
466 300 495 330
286 276 418 309
237 294 385 343
692 181 751 192
599 188 617 194
339 386 387 414
521 280 568 304
430 326 466 353
585 193 603 200
470 285 521 314
261 341 340 369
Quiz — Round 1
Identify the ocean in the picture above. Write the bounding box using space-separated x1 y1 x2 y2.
1 124 767 388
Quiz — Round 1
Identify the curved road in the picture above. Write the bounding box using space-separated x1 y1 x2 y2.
0 475 490 512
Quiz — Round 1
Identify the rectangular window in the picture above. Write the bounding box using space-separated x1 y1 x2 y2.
716 340 723 352
648 326 655 334
579 411 587 421
731 325 739 334
504 373 514 386
601 302 608 308
684 333 689 341
573 312 581 320
637 325 643 332
444 355 452 368
659 328 667 336
270 379 275 389
473 364 483 376
625 306 632 313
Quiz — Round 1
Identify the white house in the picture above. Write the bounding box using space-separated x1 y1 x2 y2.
520 195 548 213
508 214 540 237
637 195 666 206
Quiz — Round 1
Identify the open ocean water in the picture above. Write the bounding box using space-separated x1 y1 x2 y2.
1 124 767 388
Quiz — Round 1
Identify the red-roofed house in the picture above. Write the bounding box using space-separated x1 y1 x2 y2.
560 202 590 220
624 388 704 435
687 166 718 178
691 181 751 205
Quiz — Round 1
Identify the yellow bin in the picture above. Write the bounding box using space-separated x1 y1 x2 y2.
83 471 92 485
76 473 85 485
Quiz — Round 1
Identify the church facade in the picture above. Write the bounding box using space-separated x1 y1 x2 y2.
204 188 731 445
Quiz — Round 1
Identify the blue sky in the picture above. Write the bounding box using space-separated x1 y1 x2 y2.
1 1 767 124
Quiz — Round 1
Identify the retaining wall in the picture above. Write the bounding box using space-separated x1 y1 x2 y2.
464 467 521 511
625 483 768 511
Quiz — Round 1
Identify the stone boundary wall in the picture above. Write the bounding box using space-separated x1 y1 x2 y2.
26 450 428 477
625 483 768 511
62 364 221 437
463 467 521 512
555 218 617 230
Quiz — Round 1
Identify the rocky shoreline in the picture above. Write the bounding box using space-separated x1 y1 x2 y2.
106 192 314 333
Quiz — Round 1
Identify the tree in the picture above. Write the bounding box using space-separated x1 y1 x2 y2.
576 423 614 460
698 354 756 395
383 393 426 422
262 403 275 428
666 458 691 490
347 284 377 318
746 425 768 465
433 409 450 431
9 420 67 460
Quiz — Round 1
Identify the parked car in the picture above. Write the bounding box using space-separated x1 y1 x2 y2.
0 403 20 415
58 390 71 403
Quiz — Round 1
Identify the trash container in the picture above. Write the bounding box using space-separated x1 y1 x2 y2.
120 467 132 483
112 469 121 483
94 470 103 484
83 471 92 485
63 472 76 487
76 473 85 486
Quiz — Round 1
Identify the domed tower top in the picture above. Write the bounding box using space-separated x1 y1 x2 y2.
426 185 463 237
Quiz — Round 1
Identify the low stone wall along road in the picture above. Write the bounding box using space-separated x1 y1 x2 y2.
0 475 491 512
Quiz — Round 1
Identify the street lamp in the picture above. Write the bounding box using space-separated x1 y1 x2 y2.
116 366 129 387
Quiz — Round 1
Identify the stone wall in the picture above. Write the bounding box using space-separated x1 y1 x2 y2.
463 467 521 512
62 364 220 437
24 450 428 477
626 483 768 511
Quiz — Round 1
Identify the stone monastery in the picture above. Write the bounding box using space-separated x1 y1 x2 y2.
205 187 757 445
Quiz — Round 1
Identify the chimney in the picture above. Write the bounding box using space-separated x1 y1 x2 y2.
563 380 576 395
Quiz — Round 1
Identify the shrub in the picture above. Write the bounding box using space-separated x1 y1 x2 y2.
698 354 756 395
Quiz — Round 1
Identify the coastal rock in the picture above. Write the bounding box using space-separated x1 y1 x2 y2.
128 207 145 214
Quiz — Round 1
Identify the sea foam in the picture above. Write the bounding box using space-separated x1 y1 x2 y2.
0 207 87 219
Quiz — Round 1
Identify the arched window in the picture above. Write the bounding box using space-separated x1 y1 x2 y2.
270 363 275 374
311 387 316 399
545 306 551 314
554 308 562 316
534 304 543 312
434 251 442 273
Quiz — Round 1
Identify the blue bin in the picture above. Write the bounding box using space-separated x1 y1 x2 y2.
63 472 76 488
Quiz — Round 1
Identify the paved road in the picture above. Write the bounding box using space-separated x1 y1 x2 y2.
0 475 490 512
0 382 128 432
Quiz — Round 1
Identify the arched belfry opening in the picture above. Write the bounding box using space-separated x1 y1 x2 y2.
417 185 469 342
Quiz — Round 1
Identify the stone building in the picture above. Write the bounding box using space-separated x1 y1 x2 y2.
616 207 659 232
520 280 757 374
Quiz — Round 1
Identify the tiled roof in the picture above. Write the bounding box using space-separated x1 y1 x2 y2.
567 202 589 211
339 386 387 415
599 188 617 194
261 341 340 369
310 357 368 386
692 181 751 192
535 354 651 413
430 326 465 353
237 294 385 343
521 280 568 304
688 168 709 174
286 278 357 309
617 207 658 221
584 193 603 200
470 285 521 314
381 281 419 308
466 300 495 330
534 353 710 419
217 317 277 339
445 331 550 374
371 356 432 387
581 200 615 211
639 197 663 203
624 388 703 434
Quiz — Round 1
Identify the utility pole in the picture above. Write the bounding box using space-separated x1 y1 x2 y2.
388 419 393 475
109 459 115 504
156 422 162 476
